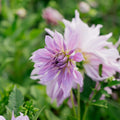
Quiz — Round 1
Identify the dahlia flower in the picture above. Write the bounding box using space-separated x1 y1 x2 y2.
30 29 84 105
63 10 120 81
42 7 63 25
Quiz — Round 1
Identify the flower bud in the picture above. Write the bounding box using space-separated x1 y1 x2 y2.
79 2 90 13
42 7 63 25
16 8 27 18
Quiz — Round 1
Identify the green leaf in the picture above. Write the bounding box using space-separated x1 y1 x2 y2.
99 64 103 77
8 86 24 115
0 57 14 70
5 107 12 120
67 116 77 120
91 100 107 108
100 89 110 97
45 110 61 120
76 61 84 70
107 100 120 120
81 74 95 101
29 29 42 40
32 106 45 120
107 80 120 87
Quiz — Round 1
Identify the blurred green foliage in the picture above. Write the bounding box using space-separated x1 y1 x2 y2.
0 0 120 120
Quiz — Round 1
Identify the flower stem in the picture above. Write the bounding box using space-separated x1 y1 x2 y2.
70 90 76 118
90 82 101 102
77 84 80 120
82 103 89 120
82 82 101 120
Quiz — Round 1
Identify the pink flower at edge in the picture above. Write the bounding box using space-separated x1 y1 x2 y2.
30 29 84 106
42 7 63 25
63 10 120 81
11 111 29 120
0 116 6 120
0 112 29 120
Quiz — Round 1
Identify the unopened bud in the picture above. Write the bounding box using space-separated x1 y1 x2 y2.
42 7 63 25
79 2 90 13
16 8 27 18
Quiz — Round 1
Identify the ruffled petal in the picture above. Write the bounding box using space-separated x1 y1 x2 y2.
71 52 84 62
61 67 73 98
30 48 52 62
73 70 83 87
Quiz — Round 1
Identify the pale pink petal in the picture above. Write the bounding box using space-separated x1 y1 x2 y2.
45 28 54 36
45 35 55 49
0 116 6 120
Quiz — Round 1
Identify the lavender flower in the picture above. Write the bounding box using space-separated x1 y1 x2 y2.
30 29 84 105
63 10 120 81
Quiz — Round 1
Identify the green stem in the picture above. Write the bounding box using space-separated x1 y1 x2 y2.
82 82 101 120
90 82 101 103
70 90 76 118
82 104 89 120
77 84 80 120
